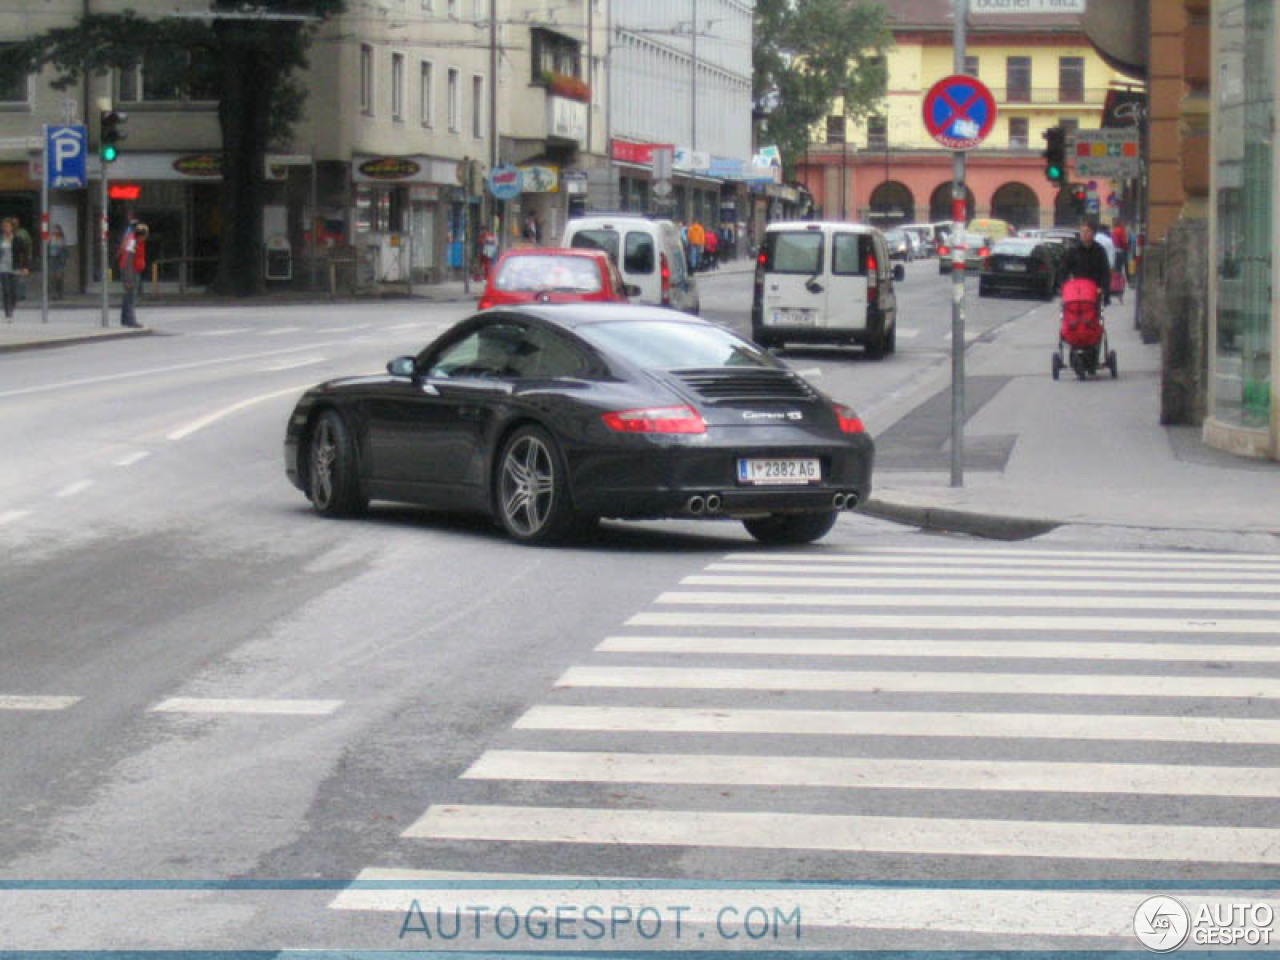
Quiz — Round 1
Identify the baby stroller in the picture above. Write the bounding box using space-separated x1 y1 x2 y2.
1053 277 1117 380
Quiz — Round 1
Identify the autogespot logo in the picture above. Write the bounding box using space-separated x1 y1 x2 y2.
1134 896 1191 952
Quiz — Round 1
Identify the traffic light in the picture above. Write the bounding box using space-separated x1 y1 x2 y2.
100 110 127 163
1041 125 1066 184
1070 183 1088 214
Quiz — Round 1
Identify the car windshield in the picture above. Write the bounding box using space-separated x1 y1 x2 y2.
578 320 777 371
494 255 602 293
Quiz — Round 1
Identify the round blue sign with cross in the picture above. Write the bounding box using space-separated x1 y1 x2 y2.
922 75 997 151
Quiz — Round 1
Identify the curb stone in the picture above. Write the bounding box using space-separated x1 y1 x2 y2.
861 497 1061 541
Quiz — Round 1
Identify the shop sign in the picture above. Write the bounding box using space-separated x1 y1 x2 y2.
358 156 422 181
173 154 224 177
487 164 522 200
610 140 674 167
547 95 587 146
708 156 745 179
561 169 588 195
519 165 559 193
109 183 141 200
673 149 711 173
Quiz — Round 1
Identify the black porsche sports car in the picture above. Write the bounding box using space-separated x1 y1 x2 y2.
283 304 874 545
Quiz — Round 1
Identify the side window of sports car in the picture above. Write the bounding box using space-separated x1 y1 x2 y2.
427 322 525 378
508 326 593 379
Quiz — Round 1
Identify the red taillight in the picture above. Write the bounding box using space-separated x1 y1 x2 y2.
660 252 671 304
979 247 989 258
757 250 767 267
833 403 865 434
938 245 949 257
478 299 492 309
602 405 705 434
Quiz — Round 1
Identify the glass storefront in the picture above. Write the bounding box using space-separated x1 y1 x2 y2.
1213 0 1273 429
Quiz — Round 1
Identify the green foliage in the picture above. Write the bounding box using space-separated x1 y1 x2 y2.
753 0 893 176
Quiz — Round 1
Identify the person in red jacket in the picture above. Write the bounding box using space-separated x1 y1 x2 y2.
117 221 148 328
1111 219 1129 281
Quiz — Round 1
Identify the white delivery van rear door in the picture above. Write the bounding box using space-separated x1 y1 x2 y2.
825 231 871 332
760 227 826 331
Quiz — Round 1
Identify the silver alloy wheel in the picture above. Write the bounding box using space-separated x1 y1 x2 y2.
500 434 555 536
310 418 337 508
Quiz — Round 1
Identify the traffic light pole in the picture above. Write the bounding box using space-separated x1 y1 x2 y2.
100 161 109 327
949 0 967 488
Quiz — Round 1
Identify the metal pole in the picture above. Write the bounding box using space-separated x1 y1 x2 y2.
690 0 697 152
100 160 109 327
40 125 49 324
310 151 318 292
950 0 967 488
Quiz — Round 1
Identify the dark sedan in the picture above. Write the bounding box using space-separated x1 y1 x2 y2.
978 238 1059 300
284 304 874 545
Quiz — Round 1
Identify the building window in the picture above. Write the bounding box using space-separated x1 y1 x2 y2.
1006 56 1031 103
826 114 846 144
447 0 457 16
867 115 887 150
421 0 433 10
1008 117 1028 149
531 28 581 82
0 45 30 104
964 55 979 78
1058 56 1084 102
420 61 434 127
471 74 484 139
118 50 218 103
447 67 460 131
1059 117 1079 137
360 44 374 114
391 53 404 120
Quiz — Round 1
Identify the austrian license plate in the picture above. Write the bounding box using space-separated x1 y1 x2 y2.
737 458 822 485
1003 262 1026 272
771 309 813 326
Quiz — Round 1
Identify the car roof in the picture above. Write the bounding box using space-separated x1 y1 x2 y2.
496 302 713 331
766 221 879 234
497 247 608 261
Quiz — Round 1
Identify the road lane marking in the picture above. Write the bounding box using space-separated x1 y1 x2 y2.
258 326 304 336
0 510 31 525
852 545 1280 562
705 561 1280 582
53 481 93 499
684 573 1280 594
513 705 1280 744
406 804 1280 864
725 551 1280 571
261 356 326 372
113 451 151 467
629 611 1280 634
190 328 253 336
597 634 1280 662
462 749 1280 798
166 384 312 441
0 695 81 711
657 589 1280 614
555 665 1280 698
150 697 343 715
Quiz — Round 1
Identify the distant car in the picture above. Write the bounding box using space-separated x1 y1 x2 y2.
979 238 1059 300
883 229 912 262
283 304 874 546
902 223 939 255
563 214 700 314
937 232 992 275
967 218 1017 244
478 248 633 310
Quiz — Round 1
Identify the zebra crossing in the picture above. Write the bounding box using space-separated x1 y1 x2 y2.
331 543 1280 949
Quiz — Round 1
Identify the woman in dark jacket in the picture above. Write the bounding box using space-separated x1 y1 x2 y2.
0 217 31 319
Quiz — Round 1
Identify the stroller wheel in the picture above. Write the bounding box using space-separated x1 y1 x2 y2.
1052 353 1062 380
1107 350 1118 379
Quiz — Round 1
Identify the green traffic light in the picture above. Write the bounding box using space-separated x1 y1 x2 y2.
1047 164 1061 180
102 144 117 163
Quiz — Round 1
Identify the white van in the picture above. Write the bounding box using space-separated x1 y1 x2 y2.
563 214 700 314
752 221 903 358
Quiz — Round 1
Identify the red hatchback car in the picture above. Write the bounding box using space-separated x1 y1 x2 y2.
478 247 635 310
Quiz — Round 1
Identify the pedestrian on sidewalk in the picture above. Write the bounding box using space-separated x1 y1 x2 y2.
703 225 718 269
0 217 31 320
117 221 148 328
48 225 68 300
1062 218 1112 307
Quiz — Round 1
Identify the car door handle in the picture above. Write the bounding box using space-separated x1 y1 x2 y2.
805 280 823 294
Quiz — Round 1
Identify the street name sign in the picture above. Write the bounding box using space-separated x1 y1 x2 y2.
922 75 996 151
1072 129 1141 178
971 0 1086 13
45 124 87 189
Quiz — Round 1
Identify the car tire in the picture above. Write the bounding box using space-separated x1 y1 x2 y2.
495 424 582 544
885 320 897 354
308 410 367 517
743 510 839 545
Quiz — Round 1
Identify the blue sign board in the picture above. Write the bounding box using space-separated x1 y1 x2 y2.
46 124 87 189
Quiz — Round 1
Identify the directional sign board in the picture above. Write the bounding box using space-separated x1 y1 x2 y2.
971 0 1086 12
45 124 87 189
922 75 996 151
1072 129 1141 179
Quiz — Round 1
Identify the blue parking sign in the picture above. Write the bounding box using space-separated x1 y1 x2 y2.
46 125 87 189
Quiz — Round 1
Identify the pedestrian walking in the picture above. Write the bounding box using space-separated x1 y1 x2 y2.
117 221 148 328
1062 218 1112 307
703 225 718 270
0 217 31 320
521 211 541 245
687 220 705 272
48 224 68 300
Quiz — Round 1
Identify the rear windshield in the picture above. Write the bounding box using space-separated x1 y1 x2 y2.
763 231 823 274
577 320 776 371
494 255 601 293
570 229 655 275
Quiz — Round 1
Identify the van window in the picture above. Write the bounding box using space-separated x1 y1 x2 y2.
623 232 655 274
764 231 823 274
569 228 619 262
832 234 874 276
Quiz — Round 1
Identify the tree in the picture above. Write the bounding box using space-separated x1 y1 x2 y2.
753 0 893 177
0 0 344 297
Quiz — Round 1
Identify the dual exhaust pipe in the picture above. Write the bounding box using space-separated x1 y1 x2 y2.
684 491 860 516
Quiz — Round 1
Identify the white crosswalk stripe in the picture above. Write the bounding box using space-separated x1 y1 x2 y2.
336 544 1280 948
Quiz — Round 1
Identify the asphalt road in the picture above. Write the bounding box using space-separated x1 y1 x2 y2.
2 269 1278 953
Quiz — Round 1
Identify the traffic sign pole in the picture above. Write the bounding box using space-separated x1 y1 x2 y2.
41 125 49 324
950 0 968 488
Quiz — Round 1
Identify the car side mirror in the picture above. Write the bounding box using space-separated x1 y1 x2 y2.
387 356 417 378
893 264 905 282
624 284 642 298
